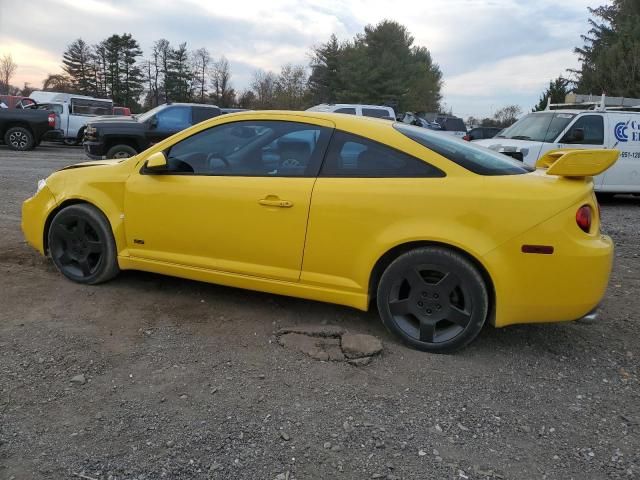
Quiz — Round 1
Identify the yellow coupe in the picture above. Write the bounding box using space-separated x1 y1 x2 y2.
22 111 617 352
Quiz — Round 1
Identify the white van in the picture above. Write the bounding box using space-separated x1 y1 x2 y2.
474 107 640 194
307 103 396 120
29 91 113 145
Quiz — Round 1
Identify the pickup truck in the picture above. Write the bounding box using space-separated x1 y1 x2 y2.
0 108 57 150
83 103 221 159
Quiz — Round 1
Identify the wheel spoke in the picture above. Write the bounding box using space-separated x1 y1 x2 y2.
78 259 92 276
389 298 411 316
76 218 87 237
87 240 102 253
448 306 472 327
419 318 436 343
437 272 459 295
53 223 74 241
57 250 73 265
404 268 426 289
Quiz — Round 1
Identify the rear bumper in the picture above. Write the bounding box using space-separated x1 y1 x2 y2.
42 129 64 141
483 206 614 328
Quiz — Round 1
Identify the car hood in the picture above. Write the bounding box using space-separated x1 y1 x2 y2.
88 115 140 126
60 159 126 170
473 138 546 166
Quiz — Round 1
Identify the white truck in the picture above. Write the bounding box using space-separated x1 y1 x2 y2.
307 103 396 120
474 95 640 195
28 91 113 145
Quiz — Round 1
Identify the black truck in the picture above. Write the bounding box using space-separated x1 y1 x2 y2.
0 108 58 150
83 103 222 159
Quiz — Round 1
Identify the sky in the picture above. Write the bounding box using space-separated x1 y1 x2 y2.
0 0 600 118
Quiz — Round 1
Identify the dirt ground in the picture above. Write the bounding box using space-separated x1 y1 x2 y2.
0 144 638 480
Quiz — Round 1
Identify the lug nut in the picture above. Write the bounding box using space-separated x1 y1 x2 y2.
433 293 439 299
418 301 423 307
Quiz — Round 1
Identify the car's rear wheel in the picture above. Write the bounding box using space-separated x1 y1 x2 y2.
376 247 489 353
106 144 137 159
48 204 119 284
5 126 35 151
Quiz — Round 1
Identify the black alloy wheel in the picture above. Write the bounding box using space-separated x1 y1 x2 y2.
5 127 35 151
377 247 488 353
48 204 119 284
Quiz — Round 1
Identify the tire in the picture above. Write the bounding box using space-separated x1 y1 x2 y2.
376 247 489 353
106 144 137 159
4 126 35 151
48 204 120 285
596 192 615 202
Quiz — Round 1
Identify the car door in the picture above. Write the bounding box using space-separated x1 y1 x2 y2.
124 117 333 281
599 113 640 192
147 105 193 144
556 114 607 188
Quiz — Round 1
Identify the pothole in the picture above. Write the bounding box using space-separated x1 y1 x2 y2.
277 325 383 366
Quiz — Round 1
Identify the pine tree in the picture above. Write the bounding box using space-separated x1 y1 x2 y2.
62 39 96 95
308 34 342 103
574 1 640 97
533 77 571 111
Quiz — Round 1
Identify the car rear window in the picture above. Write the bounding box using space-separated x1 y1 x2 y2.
362 108 390 118
394 123 533 176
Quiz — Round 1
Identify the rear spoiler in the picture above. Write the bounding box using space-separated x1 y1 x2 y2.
535 149 619 177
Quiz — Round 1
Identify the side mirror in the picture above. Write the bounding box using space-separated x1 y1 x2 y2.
144 151 168 172
149 116 158 128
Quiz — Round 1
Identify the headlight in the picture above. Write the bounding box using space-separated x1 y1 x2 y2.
36 179 46 193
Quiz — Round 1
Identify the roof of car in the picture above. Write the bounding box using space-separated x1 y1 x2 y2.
165 102 220 108
308 103 394 110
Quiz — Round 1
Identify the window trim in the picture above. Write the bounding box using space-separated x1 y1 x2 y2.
140 119 333 178
557 114 605 145
318 129 445 179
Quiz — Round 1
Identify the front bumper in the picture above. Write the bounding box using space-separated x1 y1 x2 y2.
84 141 106 160
21 186 57 255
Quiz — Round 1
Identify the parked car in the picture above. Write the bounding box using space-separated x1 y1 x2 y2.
0 107 58 150
113 106 132 116
422 114 467 138
83 103 222 159
474 108 640 194
23 111 615 353
307 104 396 120
401 112 443 131
0 95 30 109
28 91 113 145
464 127 502 141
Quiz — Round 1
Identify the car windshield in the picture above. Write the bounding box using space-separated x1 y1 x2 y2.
394 123 533 175
498 112 576 142
137 105 167 123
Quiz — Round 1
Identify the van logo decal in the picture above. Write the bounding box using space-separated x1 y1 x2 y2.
614 122 629 142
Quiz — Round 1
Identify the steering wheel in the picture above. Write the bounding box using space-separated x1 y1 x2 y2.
206 152 231 171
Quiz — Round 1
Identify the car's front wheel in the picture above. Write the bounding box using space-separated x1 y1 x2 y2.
48 204 120 284
376 247 489 353
4 126 35 151
106 144 137 159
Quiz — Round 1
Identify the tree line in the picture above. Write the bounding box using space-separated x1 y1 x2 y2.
1 20 444 114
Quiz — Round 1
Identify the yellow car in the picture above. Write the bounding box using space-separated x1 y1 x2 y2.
22 111 617 352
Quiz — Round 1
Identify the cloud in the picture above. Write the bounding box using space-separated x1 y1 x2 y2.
0 0 599 116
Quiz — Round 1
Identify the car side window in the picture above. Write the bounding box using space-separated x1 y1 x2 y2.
561 115 604 145
334 108 356 115
164 120 331 176
156 106 192 131
320 130 444 178
362 108 388 118
193 107 220 124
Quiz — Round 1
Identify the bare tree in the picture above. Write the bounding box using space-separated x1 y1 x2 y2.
0 54 18 94
274 64 308 109
210 56 235 107
42 73 74 92
191 48 210 103
251 69 277 109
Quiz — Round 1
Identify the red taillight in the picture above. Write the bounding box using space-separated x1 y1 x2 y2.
48 113 55 127
463 135 470 141
576 205 592 233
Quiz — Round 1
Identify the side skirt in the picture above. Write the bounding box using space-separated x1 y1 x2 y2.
118 256 369 311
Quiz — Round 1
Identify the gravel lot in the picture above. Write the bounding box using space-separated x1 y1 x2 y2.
1 144 638 480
